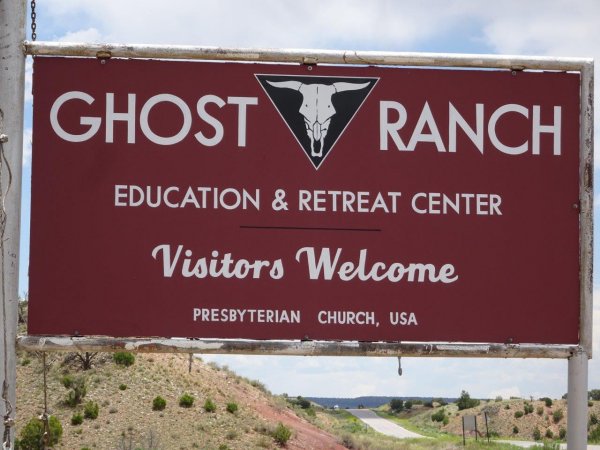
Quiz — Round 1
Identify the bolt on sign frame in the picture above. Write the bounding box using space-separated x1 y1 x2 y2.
0 15 592 447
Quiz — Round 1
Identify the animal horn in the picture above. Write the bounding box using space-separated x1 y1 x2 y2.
266 80 303 91
333 82 370 93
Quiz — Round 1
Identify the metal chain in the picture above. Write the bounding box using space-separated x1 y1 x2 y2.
30 0 37 41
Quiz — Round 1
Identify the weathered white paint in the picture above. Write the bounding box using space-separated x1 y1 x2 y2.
0 1 25 448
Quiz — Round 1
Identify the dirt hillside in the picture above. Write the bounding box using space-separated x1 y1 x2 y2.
15 352 345 450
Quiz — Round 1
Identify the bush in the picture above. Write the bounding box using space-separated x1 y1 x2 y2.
443 416 449 425
559 427 566 440
591 413 599 425
390 398 404 412
16 416 63 449
404 400 413 410
495 396 503 402
431 409 446 423
152 396 166 411
589 389 600 401
71 413 83 426
514 411 524 418
113 352 135 367
226 402 238 414
424 401 434 408
296 396 311 409
537 406 544 415
533 427 542 441
179 393 194 408
272 423 292 446
61 374 74 389
546 429 554 439
513 426 519 434
118 384 127 391
553 409 564 423
83 401 99 419
540 397 553 407
457 390 480 410
204 398 217 413
64 376 87 407
524 403 534 414
589 424 600 443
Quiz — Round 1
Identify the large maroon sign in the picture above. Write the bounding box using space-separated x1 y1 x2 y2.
29 57 581 344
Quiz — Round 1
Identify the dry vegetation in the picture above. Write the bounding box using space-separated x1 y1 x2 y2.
15 352 344 449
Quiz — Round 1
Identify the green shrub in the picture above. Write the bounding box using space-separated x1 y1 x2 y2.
431 409 446 423
457 390 480 410
524 403 534 414
296 396 311 409
226 402 238 414
389 399 404 412
16 416 63 449
553 409 564 423
404 400 413 410
71 413 83 426
118 384 127 391
545 429 554 439
559 427 566 440
513 426 519 434
204 398 217 413
61 374 74 389
540 397 553 407
113 352 135 366
83 401 99 419
537 406 544 415
153 396 166 411
505 404 511 410
272 423 292 446
590 401 594 407
424 401 433 408
589 424 600 443
442 416 449 426
64 376 87 407
514 411 524 418
179 393 194 408
591 413 599 425
533 427 541 441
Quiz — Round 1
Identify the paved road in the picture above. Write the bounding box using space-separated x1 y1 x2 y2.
346 412 600 449
347 409 425 439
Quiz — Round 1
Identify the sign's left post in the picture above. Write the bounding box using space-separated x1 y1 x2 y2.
0 0 26 447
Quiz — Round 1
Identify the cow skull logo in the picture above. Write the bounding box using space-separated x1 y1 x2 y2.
257 74 378 169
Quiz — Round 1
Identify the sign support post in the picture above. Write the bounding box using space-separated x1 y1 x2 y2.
0 0 25 447
567 349 589 450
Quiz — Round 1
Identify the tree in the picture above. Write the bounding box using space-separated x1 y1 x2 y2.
456 390 480 411
390 399 404 412
589 390 600 401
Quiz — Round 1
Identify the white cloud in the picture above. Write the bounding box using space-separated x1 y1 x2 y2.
57 27 103 43
24 58 33 105
22 128 32 168
487 387 521 400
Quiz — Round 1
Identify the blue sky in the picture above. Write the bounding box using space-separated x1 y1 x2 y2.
20 0 600 399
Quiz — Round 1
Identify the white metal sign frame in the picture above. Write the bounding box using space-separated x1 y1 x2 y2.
17 40 594 361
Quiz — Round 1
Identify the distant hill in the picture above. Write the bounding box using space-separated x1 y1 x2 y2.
306 396 457 409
